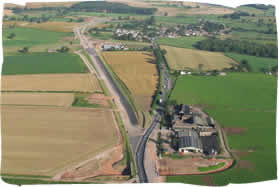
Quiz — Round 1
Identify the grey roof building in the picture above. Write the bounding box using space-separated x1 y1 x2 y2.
178 129 203 153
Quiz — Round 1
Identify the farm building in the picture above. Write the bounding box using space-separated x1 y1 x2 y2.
102 44 124 51
178 129 203 153
200 135 221 155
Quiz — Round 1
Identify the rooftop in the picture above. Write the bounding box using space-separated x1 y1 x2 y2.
178 129 203 150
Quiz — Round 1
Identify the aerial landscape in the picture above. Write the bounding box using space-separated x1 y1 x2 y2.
0 0 277 186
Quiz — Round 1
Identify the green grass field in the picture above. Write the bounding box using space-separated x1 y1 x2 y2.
90 31 114 40
3 27 72 47
225 53 278 72
2 53 88 75
157 36 206 49
198 162 225 172
169 73 277 185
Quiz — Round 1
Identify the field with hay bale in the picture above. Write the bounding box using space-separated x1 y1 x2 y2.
102 51 158 126
162 46 237 71
1 106 119 176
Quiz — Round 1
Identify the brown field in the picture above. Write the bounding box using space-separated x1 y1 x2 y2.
3 9 14 16
1 105 119 176
1 73 102 93
102 51 158 112
162 46 237 71
1 92 74 107
159 157 233 175
25 2 78 8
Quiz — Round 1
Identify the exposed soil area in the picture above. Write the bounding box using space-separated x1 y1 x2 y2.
87 93 112 107
223 127 247 135
158 156 234 176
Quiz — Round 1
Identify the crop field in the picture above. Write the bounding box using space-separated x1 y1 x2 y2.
25 2 77 8
169 73 276 185
91 32 114 40
3 26 73 48
102 51 158 112
225 53 278 72
157 36 205 49
1 105 118 176
2 53 88 75
22 21 80 33
4 9 14 16
162 46 236 71
184 5 234 15
1 93 74 107
2 74 102 93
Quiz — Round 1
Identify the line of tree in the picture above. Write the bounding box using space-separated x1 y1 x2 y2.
194 38 278 58
202 21 225 32
70 1 157 15
221 11 250 19
243 4 274 10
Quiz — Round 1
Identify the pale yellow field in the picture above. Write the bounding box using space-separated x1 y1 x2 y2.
1 93 74 107
1 73 102 93
3 9 14 16
26 21 80 33
3 21 80 33
1 106 118 176
162 46 237 71
102 51 158 112
26 2 78 8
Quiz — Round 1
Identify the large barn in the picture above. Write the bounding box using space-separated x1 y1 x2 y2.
178 129 203 153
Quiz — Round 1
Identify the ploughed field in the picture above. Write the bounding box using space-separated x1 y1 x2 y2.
162 46 237 71
1 106 118 176
102 51 158 126
2 73 101 93
169 73 276 185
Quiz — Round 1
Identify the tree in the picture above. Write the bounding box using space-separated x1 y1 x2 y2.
164 12 168 16
56 46 69 53
198 64 204 73
18 47 29 53
7 33 16 39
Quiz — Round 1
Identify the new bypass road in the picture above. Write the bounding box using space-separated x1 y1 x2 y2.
75 20 172 183
136 40 173 183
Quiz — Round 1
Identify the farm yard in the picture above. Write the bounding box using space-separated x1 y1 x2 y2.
2 53 88 75
1 74 102 93
169 73 277 185
1 93 74 107
162 46 237 71
102 51 158 126
1 106 119 177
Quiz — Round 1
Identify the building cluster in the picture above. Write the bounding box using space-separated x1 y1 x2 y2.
172 104 220 155
114 28 153 41
102 43 127 51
